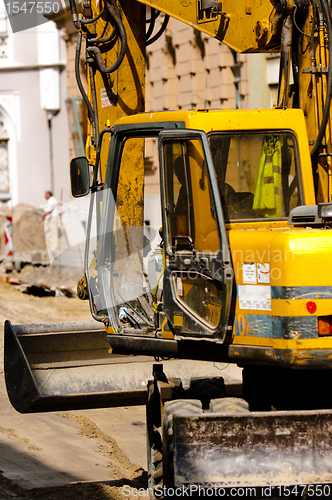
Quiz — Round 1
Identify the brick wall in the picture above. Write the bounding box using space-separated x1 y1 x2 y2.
146 16 249 112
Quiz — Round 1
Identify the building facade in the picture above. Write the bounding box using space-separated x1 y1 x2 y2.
146 15 279 114
0 0 70 207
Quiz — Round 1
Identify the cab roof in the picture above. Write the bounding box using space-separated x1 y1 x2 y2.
114 108 307 134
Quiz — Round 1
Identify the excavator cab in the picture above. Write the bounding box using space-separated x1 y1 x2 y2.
85 125 232 342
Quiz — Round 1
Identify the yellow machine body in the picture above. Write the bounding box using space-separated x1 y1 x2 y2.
102 107 332 370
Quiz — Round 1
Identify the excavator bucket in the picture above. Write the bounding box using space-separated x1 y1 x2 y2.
4 320 150 413
173 409 332 489
4 320 238 413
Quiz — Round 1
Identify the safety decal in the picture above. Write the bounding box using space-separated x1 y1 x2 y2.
257 263 270 284
100 88 113 108
238 284 272 311
176 277 183 297
242 262 256 284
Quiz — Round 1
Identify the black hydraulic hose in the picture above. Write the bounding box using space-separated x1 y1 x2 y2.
89 26 117 44
81 7 106 25
87 4 116 45
82 3 116 44
146 14 170 46
86 0 127 74
104 0 127 50
75 31 96 138
69 0 80 28
87 44 124 74
146 8 158 41
311 0 332 157
89 64 99 147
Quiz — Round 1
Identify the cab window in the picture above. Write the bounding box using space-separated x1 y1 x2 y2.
209 132 302 221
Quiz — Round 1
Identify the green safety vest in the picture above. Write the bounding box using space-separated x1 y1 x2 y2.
253 135 283 217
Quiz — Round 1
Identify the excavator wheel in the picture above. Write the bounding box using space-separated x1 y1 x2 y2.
188 376 226 408
209 397 249 414
147 381 164 496
147 377 185 497
162 399 203 491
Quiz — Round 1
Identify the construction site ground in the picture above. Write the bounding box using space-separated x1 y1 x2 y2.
0 265 149 500
0 263 245 500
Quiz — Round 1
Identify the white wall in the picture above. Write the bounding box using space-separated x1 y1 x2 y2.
0 0 70 209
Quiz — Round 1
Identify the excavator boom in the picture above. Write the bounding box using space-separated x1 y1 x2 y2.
135 0 280 53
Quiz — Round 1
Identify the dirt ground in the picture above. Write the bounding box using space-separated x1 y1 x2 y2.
0 266 147 500
0 473 147 500
0 264 245 500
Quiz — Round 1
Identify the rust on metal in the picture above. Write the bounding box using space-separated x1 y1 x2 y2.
173 410 332 487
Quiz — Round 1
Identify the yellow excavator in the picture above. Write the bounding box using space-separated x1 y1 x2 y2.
5 0 332 493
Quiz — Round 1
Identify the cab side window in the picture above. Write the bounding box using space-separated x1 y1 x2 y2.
209 132 301 221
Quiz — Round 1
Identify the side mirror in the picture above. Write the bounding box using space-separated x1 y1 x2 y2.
70 157 90 197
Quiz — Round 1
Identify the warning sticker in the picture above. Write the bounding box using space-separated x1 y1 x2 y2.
101 88 113 108
176 277 183 296
238 285 272 311
242 263 256 284
257 263 270 284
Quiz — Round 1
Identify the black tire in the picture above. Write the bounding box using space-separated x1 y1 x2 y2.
209 397 249 414
147 381 164 497
162 399 203 492
146 378 186 498
189 376 226 407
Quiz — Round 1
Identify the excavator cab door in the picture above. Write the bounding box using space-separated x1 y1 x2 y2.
158 130 233 341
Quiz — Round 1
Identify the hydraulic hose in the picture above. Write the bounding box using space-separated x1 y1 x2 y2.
86 0 127 74
87 5 117 44
311 0 332 157
146 14 170 46
146 8 159 41
89 26 117 44
69 0 80 29
75 30 95 132
88 64 99 147
81 7 106 25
